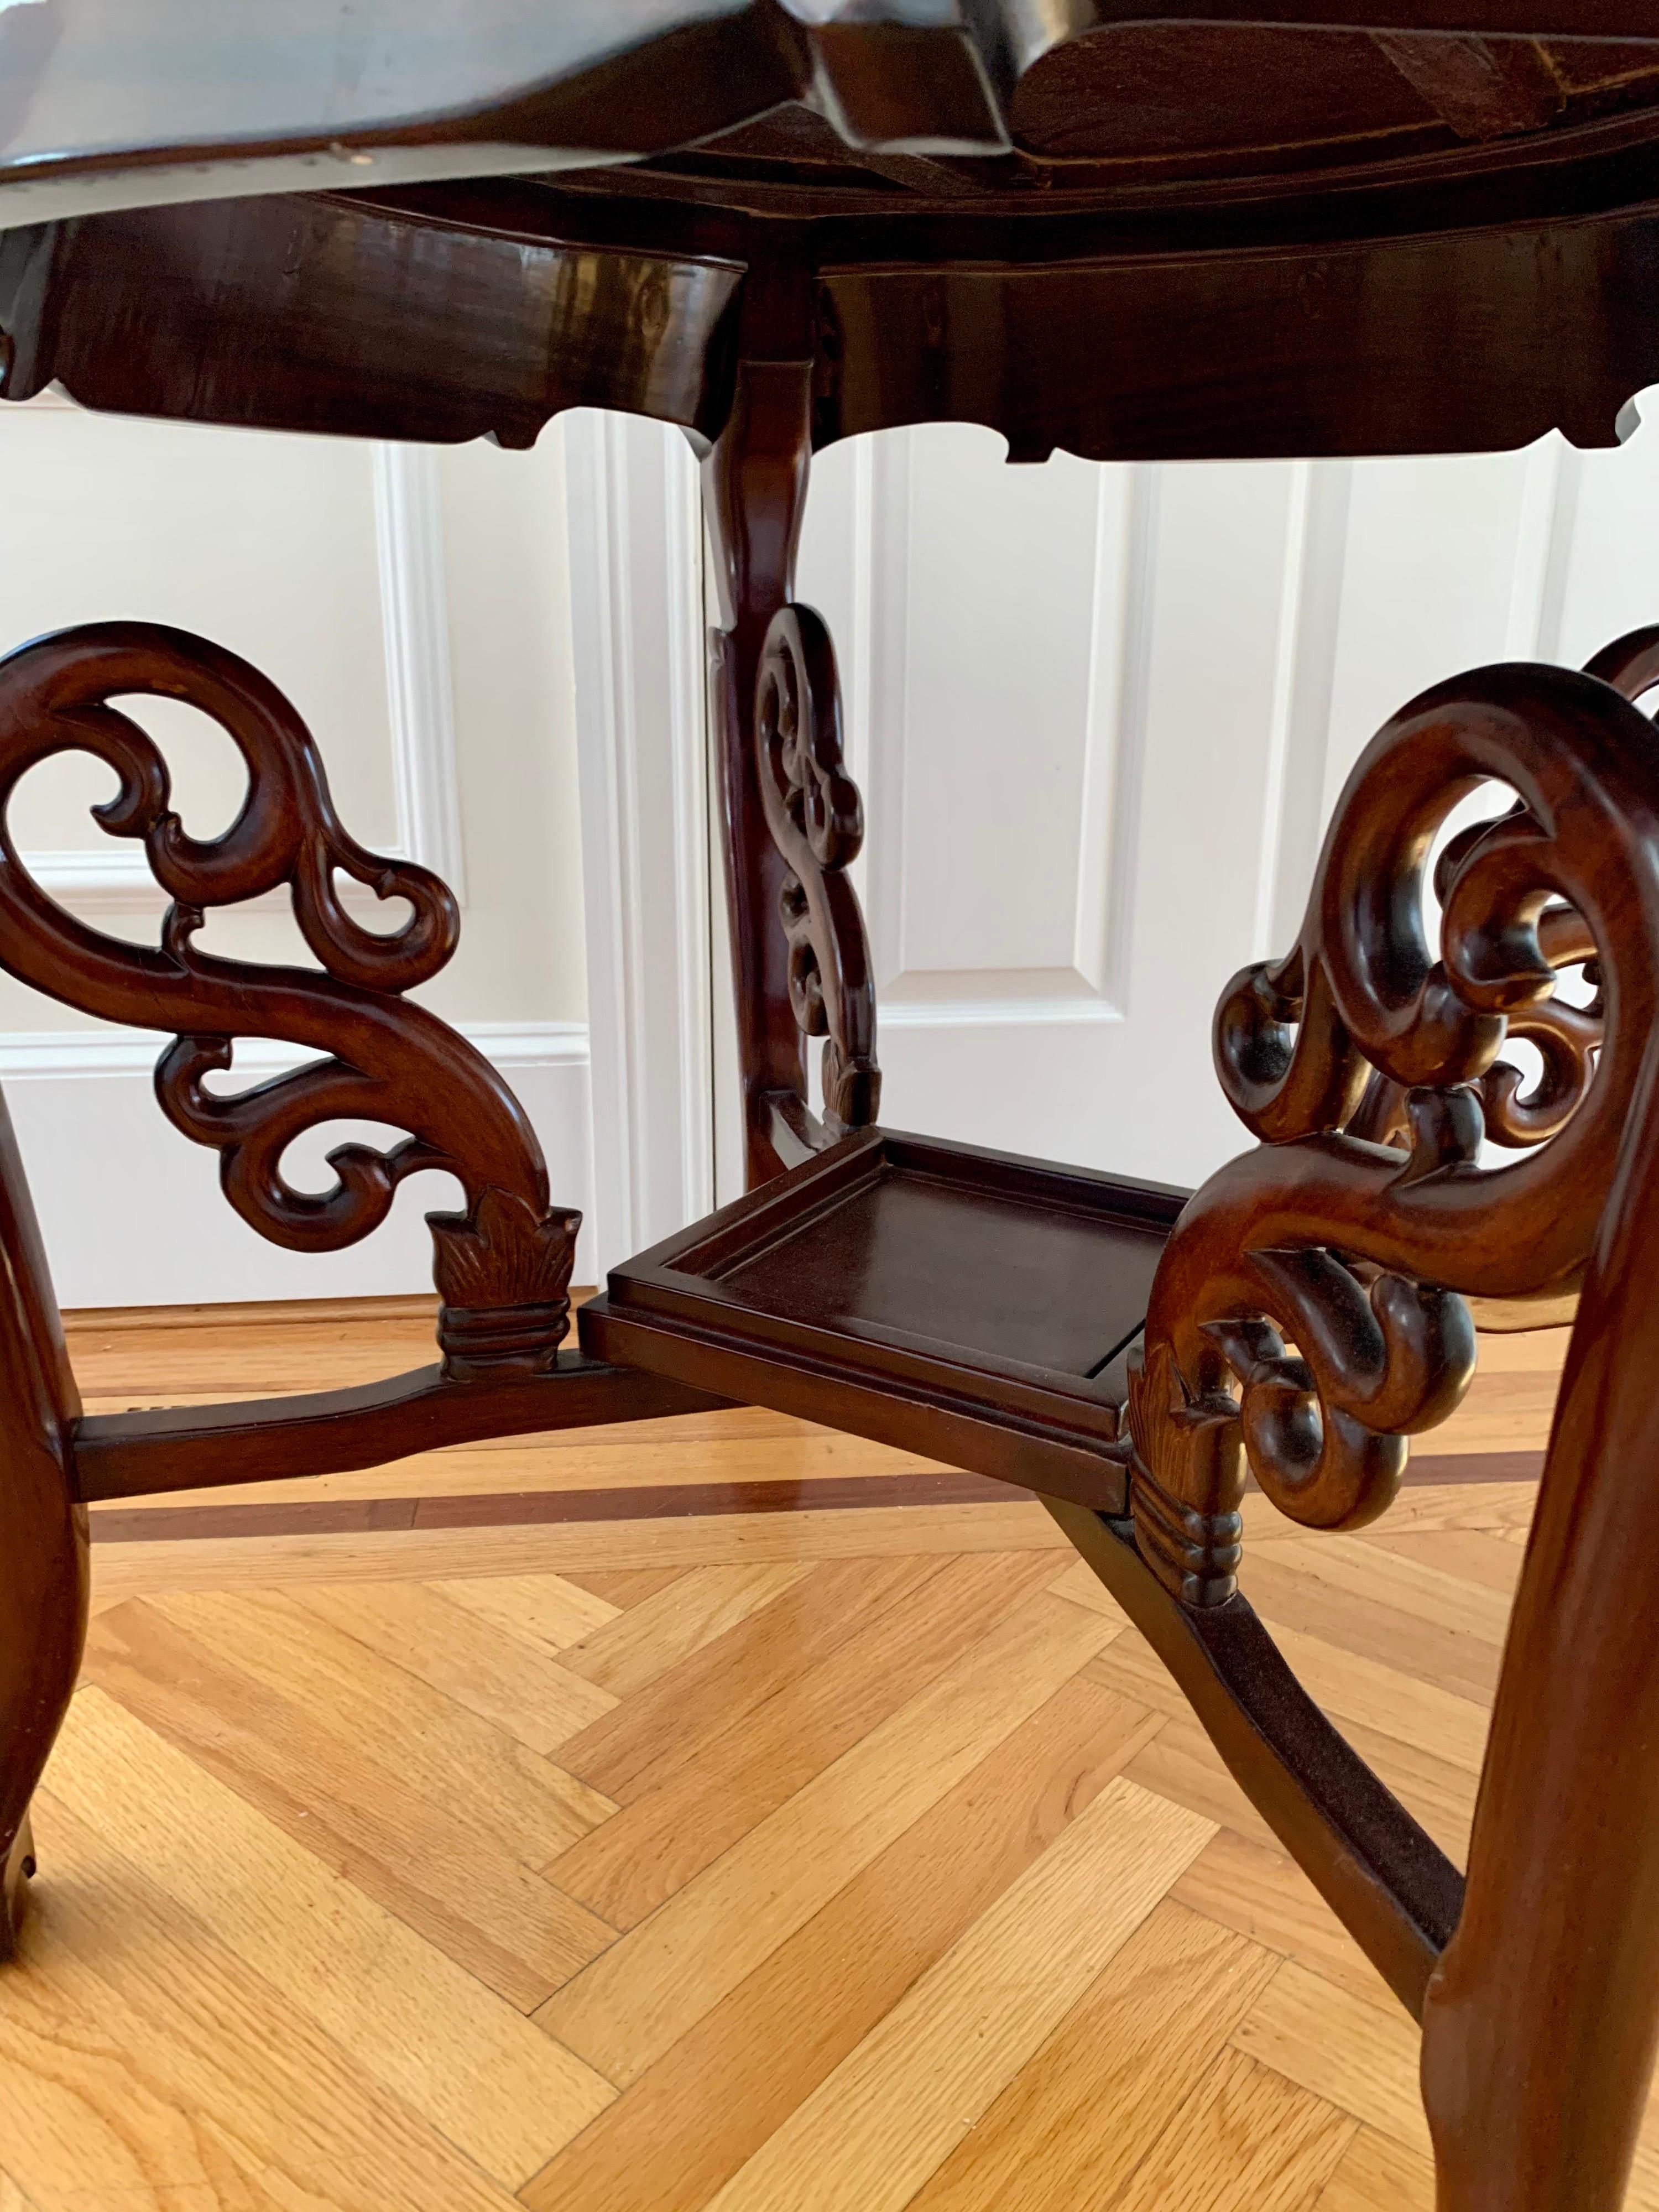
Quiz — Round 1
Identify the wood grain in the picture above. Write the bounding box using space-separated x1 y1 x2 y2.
1316 2127 1437 2212
0 1792 526 2212
549 1552 1064 1926
903 1903 1277 2212
85 1498 1067 1603
289 1581 624 1758
557 1563 812 1697
539 1589 1123 2086
13 1297 1635 2209
1172 1830 1395 2012
521 1673 1162 2212
1232 1960 1433 2158
435 1571 619 1653
38 1688 614 2187
554 1554 948 1801
1109 2043 1356 2212
80 1599 616 2011
698 1779 1213 2212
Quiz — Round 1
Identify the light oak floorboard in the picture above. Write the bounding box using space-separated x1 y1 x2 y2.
564 1566 687 1605
142 1588 616 1857
539 1589 1123 2086
1247 1532 1514 1646
554 1553 951 1801
1238 1480 1539 1547
290 1580 625 1761
81 1599 616 2011
432 1571 620 1653
0 1795 525 2212
700 1778 1213 2212
1235 1552 1503 1705
86 1499 1067 1601
903 1902 1277 2212
1172 1829 1395 2012
1230 1959 1433 2159
549 1552 1065 1925
1045 1556 1132 1625
520 1674 1162 2212
1108 2043 1355 2212
17 1300 1619 2208
556 1562 812 1696
39 1688 614 2188
1316 2126 1436 2212
1360 1527 1525 1598
1121 1713 1287 1854
1095 1623 1490 1777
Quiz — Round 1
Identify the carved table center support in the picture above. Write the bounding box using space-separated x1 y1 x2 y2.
700 269 879 1184
756 604 879 1139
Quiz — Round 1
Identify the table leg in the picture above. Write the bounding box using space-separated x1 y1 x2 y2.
1419 1027 1659 2211
0 1089 85 1957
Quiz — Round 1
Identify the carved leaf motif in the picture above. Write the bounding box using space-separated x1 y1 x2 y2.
430 1188 581 1310
1126 1339 1244 1608
0 621 578 1374
430 1190 582 1376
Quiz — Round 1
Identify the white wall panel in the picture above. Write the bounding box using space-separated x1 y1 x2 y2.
1554 420 1659 667
888 428 1104 995
2 1023 593 1309
792 405 1659 1196
563 411 712 1276
0 396 596 1306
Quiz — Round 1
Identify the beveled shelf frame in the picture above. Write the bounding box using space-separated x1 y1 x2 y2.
582 1126 1184 1514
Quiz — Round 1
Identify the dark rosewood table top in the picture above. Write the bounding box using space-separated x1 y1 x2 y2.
4 6 1659 463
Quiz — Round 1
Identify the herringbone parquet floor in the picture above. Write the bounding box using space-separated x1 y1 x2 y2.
2 1298 1650 2211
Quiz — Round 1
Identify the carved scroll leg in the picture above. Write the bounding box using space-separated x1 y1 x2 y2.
0 1091 86 1958
1419 1038 1659 2211
701 291 882 1181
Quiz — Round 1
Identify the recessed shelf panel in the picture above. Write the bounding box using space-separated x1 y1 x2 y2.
580 1127 1187 1514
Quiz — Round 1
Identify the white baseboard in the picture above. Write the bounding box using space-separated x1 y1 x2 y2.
0 1021 594 1312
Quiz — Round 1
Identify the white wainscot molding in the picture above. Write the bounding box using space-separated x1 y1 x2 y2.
17 441 466 916
0 1021 593 1310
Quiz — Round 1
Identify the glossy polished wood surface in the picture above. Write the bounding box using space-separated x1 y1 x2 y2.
5 4 1659 228
586 1131 1187 1514
9 11 1659 463
8 14 1659 2211
0 1088 84 1958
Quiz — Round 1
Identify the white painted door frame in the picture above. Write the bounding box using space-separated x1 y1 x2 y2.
565 413 715 1277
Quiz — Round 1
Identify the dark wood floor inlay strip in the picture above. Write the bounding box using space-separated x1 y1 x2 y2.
1399 1449 1545 1488
87 1470 1016 1544
85 1447 1546 1545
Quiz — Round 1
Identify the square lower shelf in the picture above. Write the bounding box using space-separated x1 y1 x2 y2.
578 1126 1186 1513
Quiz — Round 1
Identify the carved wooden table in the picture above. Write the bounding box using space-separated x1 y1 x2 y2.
7 10 1659 2207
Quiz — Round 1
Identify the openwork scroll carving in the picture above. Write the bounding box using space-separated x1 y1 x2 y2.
755 604 880 1133
1130 629 1659 1604
0 621 577 1377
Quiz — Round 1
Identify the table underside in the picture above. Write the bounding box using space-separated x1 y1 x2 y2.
11 11 1659 466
